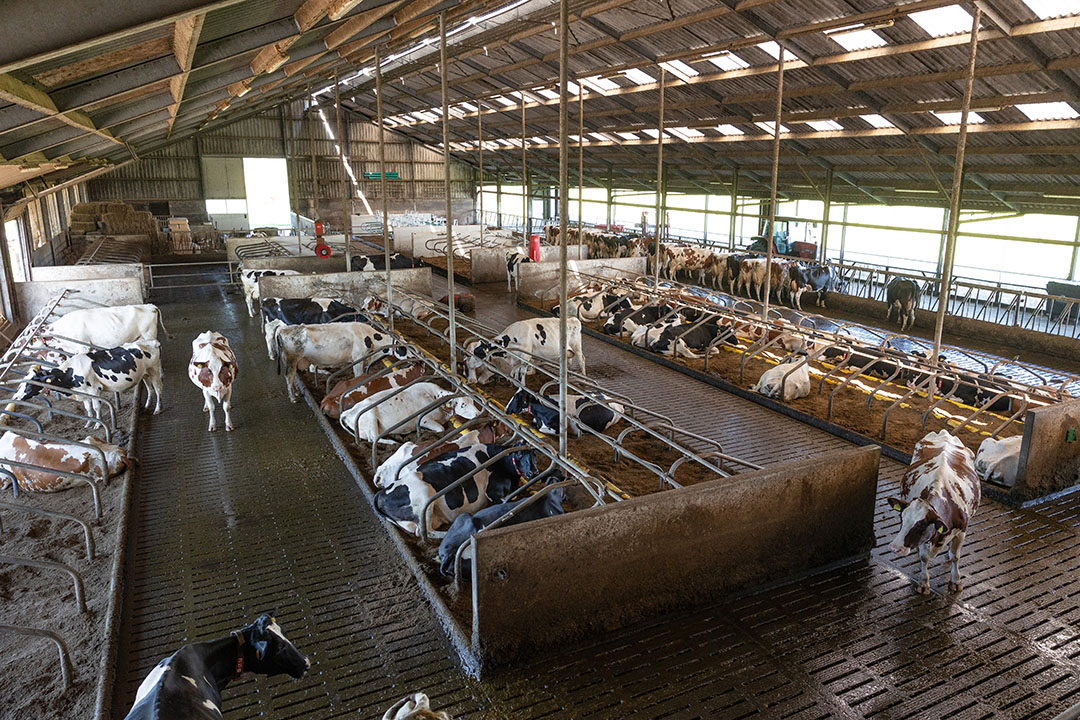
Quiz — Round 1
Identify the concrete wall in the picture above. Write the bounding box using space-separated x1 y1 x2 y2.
518 257 647 301
241 256 347 273
828 293 1080 363
17 278 144 318
1014 398 1080 501
471 245 588 283
258 267 432 302
30 263 146 300
471 445 881 667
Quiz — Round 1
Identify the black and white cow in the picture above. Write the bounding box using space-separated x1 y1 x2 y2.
437 484 566 575
240 269 300 318
350 253 424 272
13 340 163 419
260 297 369 359
601 303 674 336
506 247 531 292
506 389 624 435
559 290 637 322
465 318 585 383
374 443 537 536
885 277 920 331
787 262 838 310
123 614 308 720
638 315 737 357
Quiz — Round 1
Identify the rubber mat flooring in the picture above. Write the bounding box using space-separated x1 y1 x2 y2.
110 276 1080 719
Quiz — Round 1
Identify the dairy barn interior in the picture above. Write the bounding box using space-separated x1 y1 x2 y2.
8 0 1080 718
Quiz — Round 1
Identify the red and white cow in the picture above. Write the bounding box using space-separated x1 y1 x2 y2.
188 331 238 432
887 430 981 594
662 245 714 284
382 693 452 720
320 361 426 419
0 432 128 492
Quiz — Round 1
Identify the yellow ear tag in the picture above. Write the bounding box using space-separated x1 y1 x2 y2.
937 525 945 533
891 503 901 511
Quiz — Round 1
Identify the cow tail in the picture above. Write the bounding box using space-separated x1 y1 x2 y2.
275 333 283 375
156 307 175 340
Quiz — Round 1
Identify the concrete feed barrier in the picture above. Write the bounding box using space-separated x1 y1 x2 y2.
30 263 146 298
1013 397 1080 501
16 278 144 318
471 445 881 667
258 267 432 303
470 244 588 283
517 257 647 300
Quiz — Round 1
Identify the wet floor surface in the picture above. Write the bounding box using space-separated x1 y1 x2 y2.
111 276 1080 719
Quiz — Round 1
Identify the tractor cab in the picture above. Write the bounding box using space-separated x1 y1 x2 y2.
749 216 819 259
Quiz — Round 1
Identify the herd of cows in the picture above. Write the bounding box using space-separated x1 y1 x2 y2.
0 247 1032 718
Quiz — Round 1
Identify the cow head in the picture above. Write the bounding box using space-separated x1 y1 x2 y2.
81 436 130 478
12 366 79 403
507 445 538 480
464 341 496 384
448 396 481 420
239 614 309 679
505 389 536 415
886 496 947 556
382 692 451 720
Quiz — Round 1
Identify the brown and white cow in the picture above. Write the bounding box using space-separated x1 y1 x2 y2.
320 361 426 419
887 430 981 594
188 331 238 432
661 244 713 284
0 432 128 492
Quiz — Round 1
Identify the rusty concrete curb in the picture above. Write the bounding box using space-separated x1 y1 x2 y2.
94 389 142 720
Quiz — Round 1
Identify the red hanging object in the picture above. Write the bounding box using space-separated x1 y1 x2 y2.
315 242 332 257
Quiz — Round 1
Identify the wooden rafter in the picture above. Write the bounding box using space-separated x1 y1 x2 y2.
167 13 205 136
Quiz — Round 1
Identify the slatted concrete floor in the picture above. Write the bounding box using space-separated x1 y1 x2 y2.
110 276 1080 719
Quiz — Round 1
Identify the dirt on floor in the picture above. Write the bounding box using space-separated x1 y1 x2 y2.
424 254 473 280
0 393 138 720
531 299 1023 457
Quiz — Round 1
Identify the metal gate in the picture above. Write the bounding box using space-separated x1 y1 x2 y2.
147 260 237 292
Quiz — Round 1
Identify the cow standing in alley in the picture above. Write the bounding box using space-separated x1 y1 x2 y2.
240 269 300 318
188 331 238 432
886 277 920 331
123 614 308 720
505 247 530 292
260 297 369 359
887 430 981 594
12 340 164 420
275 322 394 402
787 262 838 310
0 433 128 492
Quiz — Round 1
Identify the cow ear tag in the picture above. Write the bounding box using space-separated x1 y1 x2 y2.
1067 428 1076 443
891 503 902 511
937 525 945 534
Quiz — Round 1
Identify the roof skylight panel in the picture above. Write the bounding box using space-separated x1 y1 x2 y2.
932 110 985 124
704 52 749 72
622 68 656 85
580 75 619 92
1016 101 1080 120
617 132 639 140
828 28 888 51
716 124 745 135
806 119 844 131
755 121 789 134
659 59 699 81
459 102 477 113
588 132 610 141
908 6 974 37
670 126 705 140
537 88 559 100
494 95 516 106
1022 0 1080 19
860 113 893 128
756 41 782 59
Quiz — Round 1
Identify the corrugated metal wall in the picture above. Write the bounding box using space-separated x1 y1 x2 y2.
88 104 475 213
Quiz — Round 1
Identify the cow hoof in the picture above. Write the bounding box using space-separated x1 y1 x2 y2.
226 425 234 432
914 583 931 595
948 582 963 593
203 407 209 413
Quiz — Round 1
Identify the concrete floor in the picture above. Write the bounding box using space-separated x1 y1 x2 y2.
109 271 1080 719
